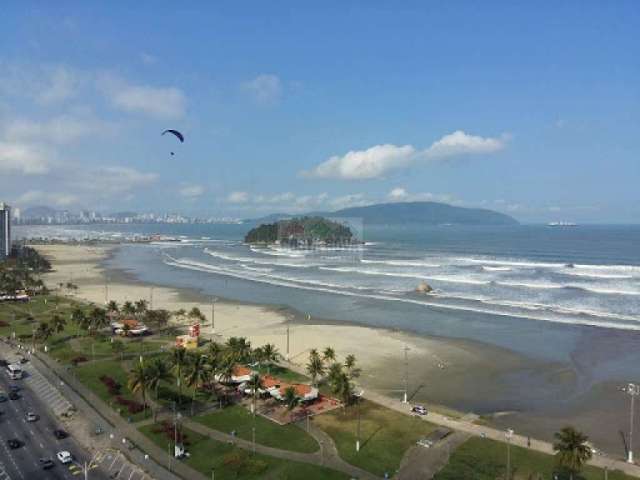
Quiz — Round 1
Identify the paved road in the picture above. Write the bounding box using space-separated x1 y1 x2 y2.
0 360 109 480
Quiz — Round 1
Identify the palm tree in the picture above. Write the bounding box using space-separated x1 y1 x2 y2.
306 354 325 387
170 347 188 405
50 314 66 334
70 307 87 337
226 337 252 362
36 321 53 343
553 426 592 479
173 308 187 323
106 300 119 315
147 358 173 400
128 362 150 418
122 301 136 318
283 386 299 411
327 362 343 387
323 347 336 363
261 343 280 375
89 307 108 334
134 299 148 318
187 307 205 323
344 354 360 379
186 354 209 413
246 373 263 415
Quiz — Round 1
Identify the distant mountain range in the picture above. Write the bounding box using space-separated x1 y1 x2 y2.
248 201 518 226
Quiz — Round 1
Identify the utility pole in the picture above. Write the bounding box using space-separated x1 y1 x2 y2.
104 276 109 305
505 428 514 480
625 383 640 463
211 297 217 335
286 322 290 362
402 345 409 403
150 286 154 310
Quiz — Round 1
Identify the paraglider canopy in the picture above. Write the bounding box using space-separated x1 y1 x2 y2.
162 129 184 142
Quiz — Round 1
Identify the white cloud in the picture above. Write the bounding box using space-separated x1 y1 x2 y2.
386 187 457 204
424 130 506 159
4 114 114 145
0 141 50 175
179 184 205 198
38 66 79 104
69 166 158 197
99 75 186 118
303 144 416 180
226 191 250 204
241 74 282 105
0 64 80 105
15 190 79 207
303 131 507 180
388 187 408 200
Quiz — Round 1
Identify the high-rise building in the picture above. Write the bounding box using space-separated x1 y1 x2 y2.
0 202 10 258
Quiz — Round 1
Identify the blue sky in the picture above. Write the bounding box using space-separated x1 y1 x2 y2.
0 1 638 222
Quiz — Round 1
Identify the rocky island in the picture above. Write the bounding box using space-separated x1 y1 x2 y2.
244 216 358 247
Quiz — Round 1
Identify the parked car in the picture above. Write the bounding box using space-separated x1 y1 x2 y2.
8 391 19 400
416 437 433 448
39 458 55 470
53 429 69 439
26 412 39 422
0 394 7 402
7 439 22 449
411 405 428 415
56 451 72 464
9 385 20 392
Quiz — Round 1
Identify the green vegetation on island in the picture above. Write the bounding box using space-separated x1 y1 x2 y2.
244 216 356 246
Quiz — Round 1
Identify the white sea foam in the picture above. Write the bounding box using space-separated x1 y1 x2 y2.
163 254 640 331
361 259 441 268
482 266 512 272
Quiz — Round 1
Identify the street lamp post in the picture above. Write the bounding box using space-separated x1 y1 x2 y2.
624 383 640 463
356 396 361 452
505 428 514 480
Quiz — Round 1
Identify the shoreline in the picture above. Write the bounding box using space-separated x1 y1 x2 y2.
35 243 534 419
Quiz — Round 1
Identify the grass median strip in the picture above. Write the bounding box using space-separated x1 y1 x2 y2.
193 404 318 454
313 399 438 477
139 423 349 480
434 437 634 480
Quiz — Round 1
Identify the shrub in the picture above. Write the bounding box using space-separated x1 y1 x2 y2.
71 356 88 366
99 375 122 395
152 420 189 444
0 320 9 327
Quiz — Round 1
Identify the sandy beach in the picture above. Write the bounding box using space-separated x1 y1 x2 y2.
35 243 527 416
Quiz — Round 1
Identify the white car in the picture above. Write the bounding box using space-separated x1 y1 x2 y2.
56 451 72 464
411 405 428 415
417 438 433 448
26 412 39 422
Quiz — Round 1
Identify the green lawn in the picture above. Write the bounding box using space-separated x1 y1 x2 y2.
255 364 309 383
193 405 318 453
435 437 634 480
313 399 437 476
74 359 149 422
139 423 349 480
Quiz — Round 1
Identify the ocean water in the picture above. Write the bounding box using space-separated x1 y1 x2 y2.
18 224 640 361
